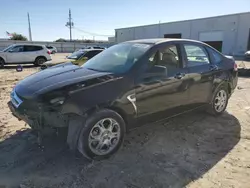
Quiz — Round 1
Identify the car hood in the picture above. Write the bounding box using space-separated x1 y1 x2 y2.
245 51 250 54
15 64 113 99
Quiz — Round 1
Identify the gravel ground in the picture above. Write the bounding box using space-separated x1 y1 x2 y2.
0 54 250 188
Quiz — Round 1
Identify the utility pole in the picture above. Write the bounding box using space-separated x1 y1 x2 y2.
65 9 74 41
27 12 32 41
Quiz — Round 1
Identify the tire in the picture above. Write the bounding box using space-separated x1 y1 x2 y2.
34 57 46 66
207 86 229 116
0 58 5 69
77 109 126 160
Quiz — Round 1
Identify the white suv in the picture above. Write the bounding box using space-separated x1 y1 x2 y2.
0 44 52 68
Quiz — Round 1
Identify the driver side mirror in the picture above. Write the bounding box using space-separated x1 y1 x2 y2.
8 50 14 53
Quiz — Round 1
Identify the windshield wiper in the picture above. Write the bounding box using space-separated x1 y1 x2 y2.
86 67 108 73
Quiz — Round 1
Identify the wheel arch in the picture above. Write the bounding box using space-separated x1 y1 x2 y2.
0 56 6 62
65 104 129 153
35 56 47 61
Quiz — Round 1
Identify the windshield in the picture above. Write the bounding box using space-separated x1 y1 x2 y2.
82 43 151 74
2 45 15 52
67 51 86 60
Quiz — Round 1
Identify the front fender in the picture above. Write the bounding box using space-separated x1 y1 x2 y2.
0 54 6 62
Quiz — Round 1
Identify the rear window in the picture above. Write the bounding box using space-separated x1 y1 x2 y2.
206 47 223 63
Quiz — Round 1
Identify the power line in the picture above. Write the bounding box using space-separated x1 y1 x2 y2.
73 27 113 37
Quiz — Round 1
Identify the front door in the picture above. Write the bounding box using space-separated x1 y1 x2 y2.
6 45 25 63
135 43 190 125
182 43 215 106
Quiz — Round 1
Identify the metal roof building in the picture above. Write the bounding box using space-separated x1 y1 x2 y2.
115 12 250 56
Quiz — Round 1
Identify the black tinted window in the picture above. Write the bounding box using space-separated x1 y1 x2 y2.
24 45 43 52
85 51 99 59
184 45 210 67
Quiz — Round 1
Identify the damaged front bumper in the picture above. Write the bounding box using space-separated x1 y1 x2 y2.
8 90 69 133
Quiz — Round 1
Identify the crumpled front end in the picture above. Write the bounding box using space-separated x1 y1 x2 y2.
8 88 69 135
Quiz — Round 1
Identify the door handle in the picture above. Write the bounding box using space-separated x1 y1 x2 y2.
210 65 219 71
175 73 185 79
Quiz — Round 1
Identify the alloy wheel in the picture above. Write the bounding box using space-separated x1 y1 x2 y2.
214 90 227 112
88 118 121 156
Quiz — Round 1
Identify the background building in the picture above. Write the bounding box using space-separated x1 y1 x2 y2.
115 12 250 56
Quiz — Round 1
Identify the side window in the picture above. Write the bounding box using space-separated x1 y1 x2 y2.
148 45 180 76
184 45 210 67
34 46 43 51
24 45 42 52
24 46 34 52
149 45 179 67
10 46 24 52
206 47 223 64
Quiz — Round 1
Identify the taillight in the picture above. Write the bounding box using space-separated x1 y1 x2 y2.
234 63 238 71
47 50 51 55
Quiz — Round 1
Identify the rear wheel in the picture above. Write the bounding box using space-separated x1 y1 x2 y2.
77 109 126 160
34 57 46 66
207 86 228 115
0 58 5 68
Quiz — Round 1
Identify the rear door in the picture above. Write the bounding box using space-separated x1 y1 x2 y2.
23 45 43 62
182 43 217 105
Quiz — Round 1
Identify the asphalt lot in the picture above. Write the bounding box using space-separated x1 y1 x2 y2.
0 53 249 188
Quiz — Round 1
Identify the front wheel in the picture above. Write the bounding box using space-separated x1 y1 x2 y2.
207 86 229 115
0 58 5 69
77 109 126 160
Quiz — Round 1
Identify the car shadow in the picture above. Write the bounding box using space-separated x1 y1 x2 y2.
0 111 241 187
2 64 38 69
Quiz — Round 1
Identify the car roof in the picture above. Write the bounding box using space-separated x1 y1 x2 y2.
125 38 206 45
79 48 104 52
12 44 45 47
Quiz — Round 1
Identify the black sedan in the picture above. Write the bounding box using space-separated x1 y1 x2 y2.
8 38 238 160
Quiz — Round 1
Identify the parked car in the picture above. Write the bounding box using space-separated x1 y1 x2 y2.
245 50 250 60
46 46 57 54
74 46 106 53
8 39 238 160
40 49 103 70
0 44 51 68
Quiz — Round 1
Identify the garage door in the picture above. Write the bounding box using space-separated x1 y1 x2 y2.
199 31 223 52
199 31 223 41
